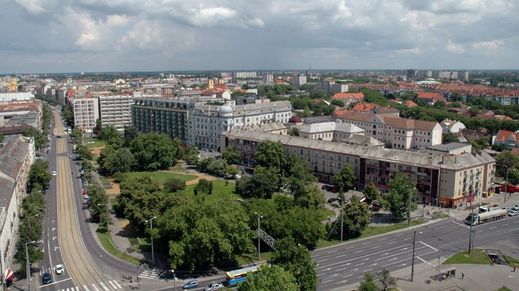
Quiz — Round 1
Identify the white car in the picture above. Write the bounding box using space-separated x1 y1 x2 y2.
55 264 64 275
52 171 57 176
508 210 519 217
204 283 224 291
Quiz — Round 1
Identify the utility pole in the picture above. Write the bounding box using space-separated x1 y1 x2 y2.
25 240 37 291
411 230 417 282
340 200 344 242
145 216 157 265
468 202 474 254
504 168 509 203
255 212 263 262
408 186 412 226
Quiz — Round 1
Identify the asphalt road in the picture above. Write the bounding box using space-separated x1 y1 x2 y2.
313 216 519 290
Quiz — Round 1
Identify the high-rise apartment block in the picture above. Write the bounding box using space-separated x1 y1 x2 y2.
98 95 134 131
292 75 307 88
72 97 99 132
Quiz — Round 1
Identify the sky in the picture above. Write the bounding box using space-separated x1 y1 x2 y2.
1 0 518 73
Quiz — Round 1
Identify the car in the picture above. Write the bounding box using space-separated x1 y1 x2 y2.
508 210 519 217
512 206 519 211
82 195 89 203
182 280 199 289
204 282 224 291
55 264 64 275
42 272 52 284
52 170 57 176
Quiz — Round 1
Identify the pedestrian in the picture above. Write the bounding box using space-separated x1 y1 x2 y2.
461 272 464 280
513 265 516 272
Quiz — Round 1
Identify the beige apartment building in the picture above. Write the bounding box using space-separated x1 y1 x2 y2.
221 130 495 208
72 97 99 132
333 112 443 149
98 95 133 131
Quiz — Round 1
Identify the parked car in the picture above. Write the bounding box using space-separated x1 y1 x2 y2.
508 210 519 217
512 206 519 211
204 282 224 291
52 171 57 176
182 280 199 289
42 272 52 284
55 264 64 275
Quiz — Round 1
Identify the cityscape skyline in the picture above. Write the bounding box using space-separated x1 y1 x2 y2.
1 0 518 73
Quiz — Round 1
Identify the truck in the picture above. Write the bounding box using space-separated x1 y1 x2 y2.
465 208 507 226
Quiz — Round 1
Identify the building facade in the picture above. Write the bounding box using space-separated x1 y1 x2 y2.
98 95 134 131
0 135 35 280
221 130 495 207
72 97 99 132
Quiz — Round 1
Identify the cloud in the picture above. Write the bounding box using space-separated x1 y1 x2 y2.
1 0 518 72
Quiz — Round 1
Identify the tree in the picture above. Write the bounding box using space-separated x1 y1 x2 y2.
130 133 177 171
76 144 93 160
284 155 317 197
284 207 325 249
442 133 459 144
495 151 519 178
377 268 397 291
289 127 299 136
334 166 356 193
221 147 240 164
28 159 51 191
238 265 298 291
194 179 213 195
384 174 418 220
340 195 371 238
123 126 139 146
331 99 345 107
358 273 378 291
294 185 325 209
236 166 279 199
94 118 102 135
99 126 123 147
164 178 186 192
471 137 490 153
271 237 317 291
23 127 48 150
363 182 380 204
71 128 82 141
255 140 286 172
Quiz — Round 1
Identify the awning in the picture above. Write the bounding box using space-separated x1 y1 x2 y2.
5 269 14 281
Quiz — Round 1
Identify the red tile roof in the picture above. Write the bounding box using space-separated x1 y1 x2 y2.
416 92 446 103
495 130 519 145
352 103 376 112
331 92 365 101
403 100 418 107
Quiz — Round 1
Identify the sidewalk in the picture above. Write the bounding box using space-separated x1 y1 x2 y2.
339 258 519 291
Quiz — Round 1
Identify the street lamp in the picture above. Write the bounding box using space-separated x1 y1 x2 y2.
145 216 157 265
408 186 416 226
25 240 41 291
254 212 263 262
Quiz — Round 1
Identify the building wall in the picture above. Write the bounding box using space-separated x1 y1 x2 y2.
99 96 133 131
222 133 495 208
72 98 99 132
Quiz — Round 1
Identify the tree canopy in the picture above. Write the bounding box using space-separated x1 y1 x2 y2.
334 166 356 193
255 140 286 172
384 174 418 220
238 265 298 291
130 132 178 171
28 159 51 191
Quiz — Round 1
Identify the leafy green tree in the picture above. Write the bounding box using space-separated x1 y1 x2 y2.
222 147 240 164
294 184 325 209
289 127 299 136
442 133 459 144
284 155 317 198
28 159 51 191
0 134 4 143
495 150 519 177
284 207 325 249
94 118 102 135
99 126 123 147
331 99 345 107
363 182 380 204
236 166 279 199
471 137 490 153
23 127 48 150
341 195 371 238
87 185 110 232
358 273 378 291
384 174 418 220
255 140 286 172
130 133 177 171
194 179 213 195
271 237 317 291
16 187 45 271
334 166 356 193
71 128 82 141
76 144 93 160
238 265 298 291
123 126 139 146
377 268 397 291
164 178 186 192
509 168 519 185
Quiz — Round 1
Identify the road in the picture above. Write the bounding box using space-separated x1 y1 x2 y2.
38 111 130 291
313 216 519 290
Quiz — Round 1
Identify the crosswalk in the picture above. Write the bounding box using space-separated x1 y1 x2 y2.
138 267 161 280
53 280 123 291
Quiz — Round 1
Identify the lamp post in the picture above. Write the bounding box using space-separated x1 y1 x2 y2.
504 168 509 203
145 216 157 265
172 269 176 291
468 202 475 254
25 240 40 291
408 187 415 226
254 212 263 262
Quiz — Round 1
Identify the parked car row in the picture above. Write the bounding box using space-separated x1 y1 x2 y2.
181 279 224 290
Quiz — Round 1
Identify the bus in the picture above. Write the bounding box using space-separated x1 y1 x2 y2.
225 265 259 287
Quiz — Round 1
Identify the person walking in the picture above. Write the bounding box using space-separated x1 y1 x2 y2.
461 273 464 280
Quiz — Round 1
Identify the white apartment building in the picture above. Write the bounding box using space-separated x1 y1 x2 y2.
190 101 292 150
334 112 442 149
263 73 274 84
72 97 99 132
234 72 257 79
0 92 34 103
98 95 134 131
292 75 307 88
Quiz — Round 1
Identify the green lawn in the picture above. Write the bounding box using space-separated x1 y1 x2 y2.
85 138 107 148
360 219 425 238
443 249 491 265
180 179 240 201
122 171 197 185
506 256 519 266
98 232 141 265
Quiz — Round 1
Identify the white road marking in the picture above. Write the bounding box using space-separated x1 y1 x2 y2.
355 263 365 267
419 241 439 252
83 284 91 291
327 249 339 254
354 250 363 254
37 278 73 287
112 281 122 289
107 281 117 289
416 256 427 263
91 284 100 291
340 280 348 284
511 227 519 231
489 226 497 230
336 267 346 272
344 274 353 278
364 268 373 272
